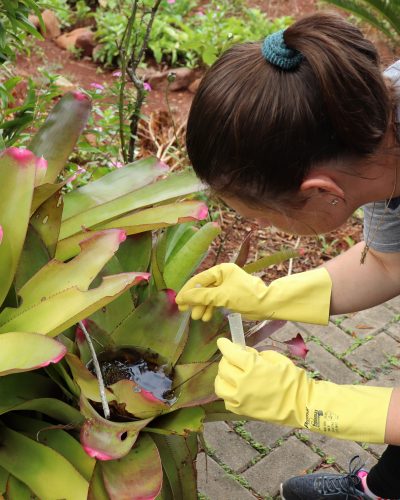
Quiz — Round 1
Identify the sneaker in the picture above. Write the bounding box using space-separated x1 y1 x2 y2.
280 455 371 499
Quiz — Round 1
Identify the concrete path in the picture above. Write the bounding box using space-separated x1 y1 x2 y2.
197 297 400 499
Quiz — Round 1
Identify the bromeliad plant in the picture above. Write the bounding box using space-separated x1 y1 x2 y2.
0 91 304 499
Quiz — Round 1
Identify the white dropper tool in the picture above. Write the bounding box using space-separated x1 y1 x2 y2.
228 312 246 346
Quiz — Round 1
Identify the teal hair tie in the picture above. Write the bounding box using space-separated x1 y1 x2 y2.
261 29 303 70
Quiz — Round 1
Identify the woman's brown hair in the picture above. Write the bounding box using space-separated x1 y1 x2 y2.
186 12 392 208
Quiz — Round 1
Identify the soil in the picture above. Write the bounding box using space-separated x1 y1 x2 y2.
11 1 399 279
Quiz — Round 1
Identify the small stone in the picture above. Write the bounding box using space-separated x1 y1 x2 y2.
56 28 95 57
54 75 77 94
28 14 40 29
188 77 202 93
41 9 61 39
169 67 197 91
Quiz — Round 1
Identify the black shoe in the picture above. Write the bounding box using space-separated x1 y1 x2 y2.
280 455 371 499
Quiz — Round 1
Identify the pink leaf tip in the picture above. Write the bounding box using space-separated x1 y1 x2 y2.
38 344 67 367
118 230 127 243
136 273 151 283
285 333 309 359
196 203 208 220
35 156 48 170
75 319 89 343
82 445 113 461
157 161 169 172
73 91 89 101
6 147 35 164
0 226 3 245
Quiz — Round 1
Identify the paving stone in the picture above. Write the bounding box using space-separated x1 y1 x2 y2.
384 296 400 312
301 430 378 470
270 321 302 342
242 421 293 449
196 453 256 500
305 341 361 384
203 422 259 472
345 333 400 373
366 367 400 387
340 307 394 337
299 322 353 355
385 323 400 342
242 436 321 497
365 443 387 457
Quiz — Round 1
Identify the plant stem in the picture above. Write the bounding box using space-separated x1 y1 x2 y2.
117 0 162 163
78 320 110 420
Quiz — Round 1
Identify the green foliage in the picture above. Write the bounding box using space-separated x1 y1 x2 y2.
94 0 292 67
0 0 44 62
150 0 291 67
321 0 400 41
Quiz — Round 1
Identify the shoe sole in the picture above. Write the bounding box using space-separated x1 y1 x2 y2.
280 483 286 500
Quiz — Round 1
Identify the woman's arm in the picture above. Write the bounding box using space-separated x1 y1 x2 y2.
324 242 400 314
386 388 400 444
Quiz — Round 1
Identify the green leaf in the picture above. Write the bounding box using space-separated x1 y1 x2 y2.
112 291 189 367
88 462 109 500
28 92 92 184
243 248 300 274
0 148 36 305
109 379 170 420
100 434 163 499
60 170 204 239
0 466 9 496
63 157 168 220
6 475 33 500
8 414 95 482
179 312 227 363
152 433 198 499
66 353 114 404
79 396 153 460
30 188 63 258
0 231 149 337
14 224 49 292
0 332 66 376
116 232 152 273
98 200 208 234
0 372 57 415
171 362 219 411
0 423 89 500
31 180 66 214
147 407 205 436
165 223 197 263
201 400 239 422
163 222 221 291
89 256 135 335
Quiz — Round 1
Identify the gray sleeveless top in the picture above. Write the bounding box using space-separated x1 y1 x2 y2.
362 60 400 253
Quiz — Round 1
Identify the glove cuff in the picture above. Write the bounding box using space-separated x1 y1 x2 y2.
266 268 332 325
307 381 393 443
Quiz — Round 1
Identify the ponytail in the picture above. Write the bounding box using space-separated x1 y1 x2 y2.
186 12 392 207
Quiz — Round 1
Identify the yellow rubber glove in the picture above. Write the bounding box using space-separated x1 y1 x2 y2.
215 338 393 443
175 263 332 324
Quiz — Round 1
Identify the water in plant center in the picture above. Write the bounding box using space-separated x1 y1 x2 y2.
88 347 177 404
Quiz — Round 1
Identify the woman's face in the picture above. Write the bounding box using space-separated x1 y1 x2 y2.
220 194 356 236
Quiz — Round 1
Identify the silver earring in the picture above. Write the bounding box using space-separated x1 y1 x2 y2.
331 199 339 206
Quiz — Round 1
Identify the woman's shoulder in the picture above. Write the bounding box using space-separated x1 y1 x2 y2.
384 60 400 82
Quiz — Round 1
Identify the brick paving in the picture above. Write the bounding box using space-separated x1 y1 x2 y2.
197 302 400 499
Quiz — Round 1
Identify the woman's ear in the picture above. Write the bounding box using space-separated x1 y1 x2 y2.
300 172 345 199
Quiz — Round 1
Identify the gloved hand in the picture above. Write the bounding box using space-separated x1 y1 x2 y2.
175 263 332 324
215 338 393 443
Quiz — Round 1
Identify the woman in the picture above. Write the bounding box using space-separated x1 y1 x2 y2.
176 12 400 500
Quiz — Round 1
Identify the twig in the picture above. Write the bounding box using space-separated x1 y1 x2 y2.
288 236 301 276
78 320 110 420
